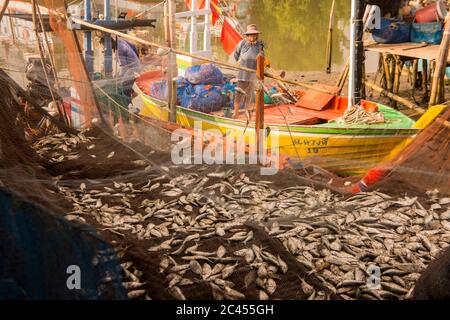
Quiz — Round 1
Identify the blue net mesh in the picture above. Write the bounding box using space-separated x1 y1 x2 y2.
0 187 126 300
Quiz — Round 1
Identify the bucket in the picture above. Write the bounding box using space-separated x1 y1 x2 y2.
415 1 447 23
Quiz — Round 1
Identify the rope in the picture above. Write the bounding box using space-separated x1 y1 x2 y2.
335 104 385 124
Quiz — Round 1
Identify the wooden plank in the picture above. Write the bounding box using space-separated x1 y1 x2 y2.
365 42 450 63
295 84 341 111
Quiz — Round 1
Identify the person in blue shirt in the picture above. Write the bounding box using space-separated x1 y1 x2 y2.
102 30 142 97
117 37 141 77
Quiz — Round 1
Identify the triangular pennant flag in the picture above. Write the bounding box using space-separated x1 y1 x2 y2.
210 0 221 26
221 18 243 55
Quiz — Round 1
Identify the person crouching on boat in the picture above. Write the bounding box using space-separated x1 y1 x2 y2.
102 30 142 96
116 31 142 78
233 24 265 118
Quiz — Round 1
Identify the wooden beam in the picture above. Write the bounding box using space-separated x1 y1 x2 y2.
167 0 177 123
364 81 425 113
255 54 265 164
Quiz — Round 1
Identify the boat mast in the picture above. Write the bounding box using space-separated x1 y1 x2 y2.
348 0 364 107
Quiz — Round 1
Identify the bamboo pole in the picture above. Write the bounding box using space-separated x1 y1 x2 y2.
412 59 418 90
422 59 428 101
35 2 70 126
0 68 77 134
165 0 177 123
70 17 337 95
440 77 445 101
70 20 106 126
0 0 10 24
392 57 403 109
429 13 450 106
382 53 391 91
336 57 350 90
364 81 425 113
7 9 16 44
31 0 63 123
255 54 265 164
389 57 395 91
325 0 335 74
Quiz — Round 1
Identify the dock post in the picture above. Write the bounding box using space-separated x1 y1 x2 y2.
255 54 265 164
167 0 177 123
84 0 94 74
422 59 428 102
429 13 450 106
104 0 113 77
348 0 365 106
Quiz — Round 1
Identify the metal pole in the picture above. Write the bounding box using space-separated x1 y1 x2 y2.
84 0 94 74
348 0 364 106
104 0 112 76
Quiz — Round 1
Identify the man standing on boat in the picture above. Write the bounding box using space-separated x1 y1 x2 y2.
233 24 266 118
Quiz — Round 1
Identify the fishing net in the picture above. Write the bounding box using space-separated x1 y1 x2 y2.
374 106 450 195
0 187 126 299
1 0 449 301
0 81 125 299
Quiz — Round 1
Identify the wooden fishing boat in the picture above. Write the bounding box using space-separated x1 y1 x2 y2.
133 69 445 176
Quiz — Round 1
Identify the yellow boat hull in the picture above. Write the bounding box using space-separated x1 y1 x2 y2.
135 85 427 176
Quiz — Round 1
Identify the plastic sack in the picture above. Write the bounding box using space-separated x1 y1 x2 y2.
180 84 224 113
150 77 188 101
222 82 236 109
372 18 411 43
185 64 224 85
149 80 168 100
411 21 443 44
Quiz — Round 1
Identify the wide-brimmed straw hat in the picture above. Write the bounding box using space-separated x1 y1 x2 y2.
244 24 261 35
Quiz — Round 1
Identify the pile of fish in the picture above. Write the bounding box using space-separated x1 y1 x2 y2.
35 132 450 300
32 131 94 162
116 248 151 299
